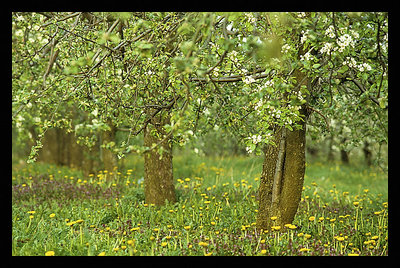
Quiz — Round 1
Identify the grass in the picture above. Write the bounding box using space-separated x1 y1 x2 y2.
12 152 388 256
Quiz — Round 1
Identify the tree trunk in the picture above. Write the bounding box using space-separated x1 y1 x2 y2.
340 138 349 164
101 120 118 172
327 134 335 162
363 141 372 166
256 68 308 232
143 111 176 206
256 118 306 231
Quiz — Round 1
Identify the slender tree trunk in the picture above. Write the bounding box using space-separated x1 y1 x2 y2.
143 111 176 206
327 134 335 162
101 120 118 172
340 138 349 164
363 141 372 166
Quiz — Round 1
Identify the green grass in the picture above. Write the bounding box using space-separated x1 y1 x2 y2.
12 153 388 256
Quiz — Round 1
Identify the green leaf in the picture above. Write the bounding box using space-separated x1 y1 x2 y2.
312 63 321 69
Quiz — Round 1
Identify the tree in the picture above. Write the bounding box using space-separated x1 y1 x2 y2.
182 12 388 230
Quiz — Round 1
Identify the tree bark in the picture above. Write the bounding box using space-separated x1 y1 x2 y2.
256 117 306 231
143 110 176 206
101 120 118 172
363 141 372 166
256 69 308 232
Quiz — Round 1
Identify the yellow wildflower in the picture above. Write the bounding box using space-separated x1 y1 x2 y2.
45 251 55 256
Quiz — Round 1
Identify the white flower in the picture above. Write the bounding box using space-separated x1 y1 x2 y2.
281 44 291 54
255 99 263 111
300 30 309 44
300 52 313 62
243 75 256 84
245 13 256 23
297 12 306 18
343 57 357 68
320 42 333 54
251 134 262 144
246 146 253 154
336 34 355 52
325 25 336 38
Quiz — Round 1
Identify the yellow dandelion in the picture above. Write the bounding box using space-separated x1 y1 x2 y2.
198 242 209 247
45 250 55 256
49 213 55 218
98 252 106 256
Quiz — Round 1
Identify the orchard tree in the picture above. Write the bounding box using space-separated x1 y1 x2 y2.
182 12 388 230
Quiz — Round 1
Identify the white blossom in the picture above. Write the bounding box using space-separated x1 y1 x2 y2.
325 25 336 38
251 134 262 144
343 57 357 68
245 146 253 154
336 34 355 52
300 30 309 44
281 44 291 54
243 75 256 84
300 51 313 62
245 13 256 23
320 42 333 54
297 12 306 18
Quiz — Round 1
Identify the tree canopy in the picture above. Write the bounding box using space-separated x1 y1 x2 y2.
12 12 388 164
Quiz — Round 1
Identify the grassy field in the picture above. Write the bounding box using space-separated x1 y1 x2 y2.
11 153 388 256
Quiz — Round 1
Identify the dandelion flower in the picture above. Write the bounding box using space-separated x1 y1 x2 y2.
335 236 345 242
299 248 311 252
45 250 55 256
260 249 267 255
309 216 315 221
271 226 281 231
348 253 359 256
161 242 168 247
198 242 209 247
49 213 55 218
270 216 278 221
98 252 106 256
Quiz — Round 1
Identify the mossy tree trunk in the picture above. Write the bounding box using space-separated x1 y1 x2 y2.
256 69 308 232
143 110 176 206
256 117 307 231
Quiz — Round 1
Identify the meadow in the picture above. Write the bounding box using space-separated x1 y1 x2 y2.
11 153 388 256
